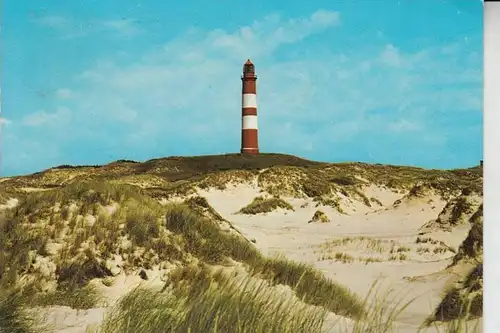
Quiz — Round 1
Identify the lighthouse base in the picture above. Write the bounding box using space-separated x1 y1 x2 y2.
241 148 259 154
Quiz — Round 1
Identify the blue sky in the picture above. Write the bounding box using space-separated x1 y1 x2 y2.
1 0 483 176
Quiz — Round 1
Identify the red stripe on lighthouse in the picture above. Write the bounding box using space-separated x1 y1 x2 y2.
241 59 259 154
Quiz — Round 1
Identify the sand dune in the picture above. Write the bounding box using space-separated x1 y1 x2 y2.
200 183 480 332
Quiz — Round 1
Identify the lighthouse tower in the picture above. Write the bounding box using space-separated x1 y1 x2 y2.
241 59 259 154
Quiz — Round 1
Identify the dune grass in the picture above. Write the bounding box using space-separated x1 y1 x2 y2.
1 275 482 333
430 263 483 323
164 204 365 318
98 272 482 333
237 196 294 215
309 210 330 223
0 286 46 333
32 283 102 310
101 264 327 333
0 173 483 333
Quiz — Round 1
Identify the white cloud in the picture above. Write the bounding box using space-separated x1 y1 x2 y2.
101 18 142 37
310 9 341 26
166 10 342 61
22 107 71 127
56 88 75 99
0 117 11 125
387 119 422 132
32 15 143 39
380 44 403 67
45 9 480 163
33 15 69 29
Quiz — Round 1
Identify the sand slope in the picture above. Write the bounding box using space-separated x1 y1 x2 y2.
199 184 480 332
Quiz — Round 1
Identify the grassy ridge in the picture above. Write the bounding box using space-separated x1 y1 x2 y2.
1 153 482 201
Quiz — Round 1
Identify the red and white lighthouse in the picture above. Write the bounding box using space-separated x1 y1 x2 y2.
241 59 259 154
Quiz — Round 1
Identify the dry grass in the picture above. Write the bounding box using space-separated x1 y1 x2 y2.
0 285 47 333
317 237 395 254
237 196 295 215
98 274 483 333
317 252 385 265
390 245 411 254
388 253 408 261
1 264 482 333
0 154 483 332
32 283 103 310
417 246 431 254
333 252 355 263
416 237 441 245
1 184 366 328
313 196 346 213
161 204 365 318
101 265 327 333
449 197 473 225
452 205 483 265
198 170 258 190
253 255 364 318
0 211 49 286
314 237 410 264
340 281 416 333
309 210 330 223
431 263 483 323
361 257 383 264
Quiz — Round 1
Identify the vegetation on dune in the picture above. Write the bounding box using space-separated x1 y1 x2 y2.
0 181 181 295
237 196 295 215
0 184 20 205
431 263 483 323
1 179 365 326
452 205 483 265
431 202 483 325
309 210 330 223
0 286 47 333
99 269 481 333
421 195 481 234
164 204 364 318
313 196 346 213
1 153 482 210
0 154 484 332
370 197 383 206
197 170 259 190
32 283 102 310
101 264 327 333
184 195 226 222
0 211 49 286
253 255 364 318
448 197 474 225
135 153 322 179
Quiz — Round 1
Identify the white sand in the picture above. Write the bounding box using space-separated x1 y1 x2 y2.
199 184 480 333
40 269 167 333
36 182 481 332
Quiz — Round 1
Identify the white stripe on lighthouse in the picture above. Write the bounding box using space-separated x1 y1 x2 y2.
242 94 257 108
242 115 258 130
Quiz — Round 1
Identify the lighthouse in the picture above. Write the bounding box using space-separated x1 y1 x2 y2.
241 59 259 154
